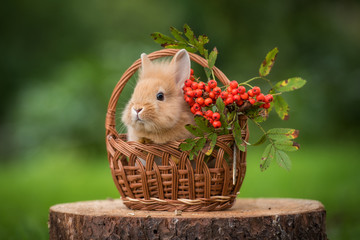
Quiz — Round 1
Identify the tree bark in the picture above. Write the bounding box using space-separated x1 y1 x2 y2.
49 198 327 240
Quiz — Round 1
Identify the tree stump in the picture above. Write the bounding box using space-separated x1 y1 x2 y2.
49 198 327 240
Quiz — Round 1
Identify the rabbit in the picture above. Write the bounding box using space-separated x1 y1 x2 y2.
122 49 195 146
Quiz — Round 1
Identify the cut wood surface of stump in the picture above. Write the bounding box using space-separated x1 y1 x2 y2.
49 198 327 240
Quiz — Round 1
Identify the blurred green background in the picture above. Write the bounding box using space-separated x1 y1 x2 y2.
1 0 360 239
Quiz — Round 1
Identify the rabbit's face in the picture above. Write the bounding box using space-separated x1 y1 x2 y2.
122 49 191 135
124 76 184 132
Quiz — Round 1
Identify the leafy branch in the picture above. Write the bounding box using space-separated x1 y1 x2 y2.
151 24 218 80
151 25 307 171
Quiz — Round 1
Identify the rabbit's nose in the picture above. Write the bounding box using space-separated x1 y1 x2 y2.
134 107 143 113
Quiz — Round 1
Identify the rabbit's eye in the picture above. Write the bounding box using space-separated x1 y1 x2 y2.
156 92 164 101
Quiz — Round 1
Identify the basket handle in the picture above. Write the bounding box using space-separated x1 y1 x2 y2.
105 48 231 136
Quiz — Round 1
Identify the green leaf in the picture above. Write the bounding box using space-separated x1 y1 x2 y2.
216 97 225 114
252 134 267 146
208 47 218 69
205 132 217 156
183 24 196 45
169 26 187 43
204 67 212 80
185 124 204 137
274 140 300 152
267 128 299 141
259 47 279 77
275 150 291 171
274 77 307 92
273 95 290 120
260 144 275 171
194 116 213 133
193 137 207 154
227 109 237 123
197 35 209 56
179 138 197 151
233 119 246 152
151 32 176 46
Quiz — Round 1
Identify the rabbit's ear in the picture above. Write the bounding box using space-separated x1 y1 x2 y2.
171 49 191 86
141 53 152 73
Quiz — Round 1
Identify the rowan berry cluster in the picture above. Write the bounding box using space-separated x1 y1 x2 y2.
183 69 274 129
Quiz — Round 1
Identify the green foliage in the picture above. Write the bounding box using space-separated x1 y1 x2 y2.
273 77 307 92
259 47 278 77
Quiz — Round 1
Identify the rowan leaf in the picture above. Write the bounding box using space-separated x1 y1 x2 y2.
179 138 197 151
204 67 212 80
183 24 196 45
259 47 278 77
273 95 290 120
151 32 176 46
260 144 275 171
233 119 246 152
194 116 213 133
267 128 299 141
208 47 218 69
275 140 300 152
204 132 217 156
169 26 187 43
185 124 204 137
193 137 207 154
274 77 306 92
275 150 291 171
252 134 267 146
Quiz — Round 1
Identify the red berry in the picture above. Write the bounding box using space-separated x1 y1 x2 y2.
205 85 211 93
190 75 195 81
195 111 203 116
198 82 206 90
186 90 195 98
238 86 246 94
248 89 254 97
212 112 220 121
256 93 265 102
204 98 213 106
208 80 217 88
236 99 244 106
190 69 194 75
190 106 196 114
262 103 271 109
185 79 192 87
249 98 256 105
227 86 233 93
213 87 221 95
193 103 201 111
231 88 238 95
191 82 198 90
230 80 238 89
209 91 216 99
212 120 221 128
184 87 192 93
264 94 273 103
194 89 203 98
220 91 228 99
252 86 261 95
205 110 213 118
196 97 204 105
225 97 234 105
240 93 249 100
233 94 241 102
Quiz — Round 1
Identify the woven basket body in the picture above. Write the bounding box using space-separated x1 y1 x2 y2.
105 49 249 211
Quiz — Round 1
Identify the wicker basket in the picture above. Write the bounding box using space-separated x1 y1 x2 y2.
105 49 249 211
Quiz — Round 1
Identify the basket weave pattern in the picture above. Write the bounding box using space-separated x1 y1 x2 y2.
105 49 249 211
